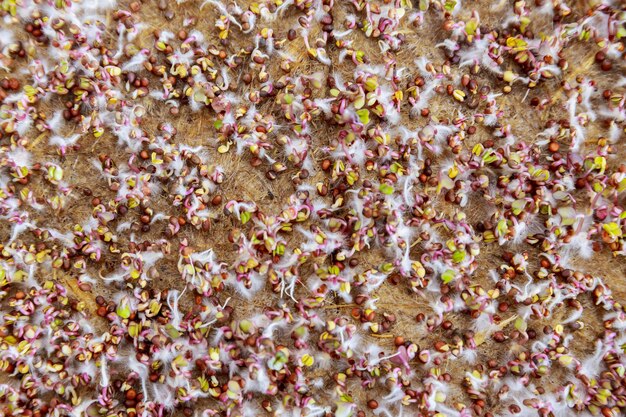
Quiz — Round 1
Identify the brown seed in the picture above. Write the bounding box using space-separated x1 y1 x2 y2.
96 306 107 317
354 295 367 305
434 340 448 352
466 96 480 109
367 400 378 410
493 331 506 343
548 141 559 152
321 159 331 171
384 313 396 324
126 389 137 400
211 195 223 206
601 60 612 71
265 170 277 180
394 336 404 346
8 78 20 90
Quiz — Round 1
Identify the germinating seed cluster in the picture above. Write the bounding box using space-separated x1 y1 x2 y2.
0 1 626 417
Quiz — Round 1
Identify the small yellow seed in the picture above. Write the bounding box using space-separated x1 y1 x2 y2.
503 70 516 83
301 354 314 367
558 355 573 366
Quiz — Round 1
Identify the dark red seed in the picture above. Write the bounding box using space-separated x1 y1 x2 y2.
126 389 137 400
601 60 612 71
595 51 606 62
493 331 506 343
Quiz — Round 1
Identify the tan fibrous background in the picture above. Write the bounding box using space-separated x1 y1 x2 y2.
1 0 625 416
